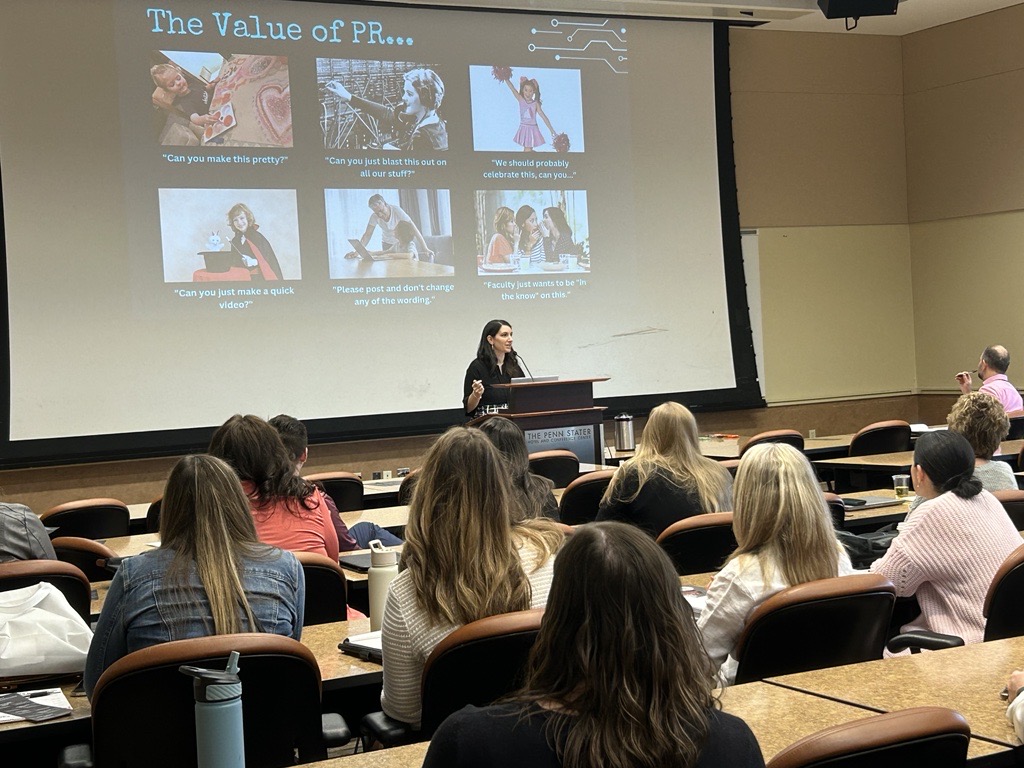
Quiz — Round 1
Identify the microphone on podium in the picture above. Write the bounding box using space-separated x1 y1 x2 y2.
510 348 534 381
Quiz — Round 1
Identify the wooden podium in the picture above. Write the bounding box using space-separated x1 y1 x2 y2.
470 377 608 463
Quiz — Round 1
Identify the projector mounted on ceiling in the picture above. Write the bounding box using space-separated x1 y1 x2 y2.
817 0 898 29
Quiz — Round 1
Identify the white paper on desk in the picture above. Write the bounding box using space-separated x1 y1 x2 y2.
345 630 382 651
683 594 707 617
0 687 72 723
680 585 707 618
147 541 161 548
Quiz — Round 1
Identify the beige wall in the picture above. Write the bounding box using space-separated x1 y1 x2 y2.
734 6 1024 404
757 226 915 403
730 29 906 228
729 28 915 404
903 5 1024 392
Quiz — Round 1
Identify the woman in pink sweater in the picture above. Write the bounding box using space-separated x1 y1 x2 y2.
871 430 1020 646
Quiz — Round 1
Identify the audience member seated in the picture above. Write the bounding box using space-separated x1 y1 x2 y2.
597 402 733 537
269 414 402 549
947 392 1016 492
423 522 765 768
478 417 558 520
698 443 855 685
381 427 563 728
0 501 55 562
209 414 339 561
956 344 1024 413
871 430 1021 651
84 455 303 696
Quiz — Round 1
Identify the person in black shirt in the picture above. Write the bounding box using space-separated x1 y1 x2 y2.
463 319 523 417
150 63 217 131
424 522 765 768
598 401 733 538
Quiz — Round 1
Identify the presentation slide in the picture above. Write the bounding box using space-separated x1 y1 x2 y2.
0 0 759 461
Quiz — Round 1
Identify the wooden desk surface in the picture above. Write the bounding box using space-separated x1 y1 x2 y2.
341 506 409 531
714 680 985 761
304 742 429 768
815 439 1023 473
697 437 742 459
766 635 1024 750
0 681 91 739
840 488 913 523
682 572 715 590
303 619 382 690
697 434 855 461
105 532 160 558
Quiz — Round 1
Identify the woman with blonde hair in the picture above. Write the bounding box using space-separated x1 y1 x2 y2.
85 455 303 696
597 402 733 537
698 443 854 685
381 426 563 728
423 522 764 768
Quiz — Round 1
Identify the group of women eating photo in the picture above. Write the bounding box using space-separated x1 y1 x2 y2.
484 204 578 266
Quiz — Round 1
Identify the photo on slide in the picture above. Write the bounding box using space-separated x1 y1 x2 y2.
325 188 454 280
469 65 584 153
158 188 301 283
474 190 590 275
317 59 448 152
150 51 293 148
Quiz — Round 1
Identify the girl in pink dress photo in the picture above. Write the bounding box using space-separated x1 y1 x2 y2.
501 76 557 152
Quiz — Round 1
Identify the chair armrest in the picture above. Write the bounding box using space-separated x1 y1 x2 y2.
102 557 125 575
886 630 965 654
361 710 418 749
59 744 93 768
321 712 352 748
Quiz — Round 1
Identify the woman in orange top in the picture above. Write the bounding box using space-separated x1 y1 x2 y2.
485 206 516 264
209 414 338 561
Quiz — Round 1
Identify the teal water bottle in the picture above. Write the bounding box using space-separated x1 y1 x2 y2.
180 651 244 768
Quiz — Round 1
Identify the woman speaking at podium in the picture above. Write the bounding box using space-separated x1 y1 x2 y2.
463 319 524 418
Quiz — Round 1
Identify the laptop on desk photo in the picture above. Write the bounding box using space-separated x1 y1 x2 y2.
348 238 411 261
511 375 559 384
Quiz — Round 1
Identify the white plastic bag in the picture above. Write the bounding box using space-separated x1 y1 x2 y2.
0 582 93 677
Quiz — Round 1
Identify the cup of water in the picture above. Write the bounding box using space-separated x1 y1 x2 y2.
892 474 911 498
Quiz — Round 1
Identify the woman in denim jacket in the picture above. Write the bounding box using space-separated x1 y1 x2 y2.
85 455 304 696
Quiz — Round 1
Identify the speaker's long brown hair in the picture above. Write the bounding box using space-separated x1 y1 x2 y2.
512 522 716 768
401 427 561 625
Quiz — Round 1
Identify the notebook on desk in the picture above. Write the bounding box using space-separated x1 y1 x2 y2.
339 553 372 573
340 630 383 663
841 496 907 511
